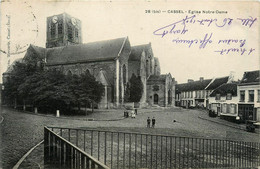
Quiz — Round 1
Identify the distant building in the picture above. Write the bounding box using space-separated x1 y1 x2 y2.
237 70 260 122
175 76 229 108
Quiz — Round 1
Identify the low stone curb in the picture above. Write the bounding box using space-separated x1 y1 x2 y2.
3 107 126 122
198 116 249 131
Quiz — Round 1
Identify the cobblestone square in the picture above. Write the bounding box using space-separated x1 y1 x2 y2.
1 107 259 169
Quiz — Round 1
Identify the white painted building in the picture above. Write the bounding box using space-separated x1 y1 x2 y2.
237 70 260 122
208 83 239 120
176 76 229 108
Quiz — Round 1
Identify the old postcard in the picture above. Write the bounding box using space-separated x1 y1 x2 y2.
0 0 259 169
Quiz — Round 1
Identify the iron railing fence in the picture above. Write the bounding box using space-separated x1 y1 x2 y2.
48 126 260 169
44 127 109 169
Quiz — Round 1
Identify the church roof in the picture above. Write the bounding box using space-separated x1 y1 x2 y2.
45 37 129 65
147 74 167 84
129 43 151 61
30 45 46 59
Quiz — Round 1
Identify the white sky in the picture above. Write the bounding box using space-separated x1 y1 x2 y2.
0 0 259 83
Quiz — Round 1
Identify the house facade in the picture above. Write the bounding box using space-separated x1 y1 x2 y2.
175 76 229 108
237 70 260 122
208 83 239 119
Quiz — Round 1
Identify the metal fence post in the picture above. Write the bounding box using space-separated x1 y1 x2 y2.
44 127 50 165
156 136 158 169
98 131 100 160
140 134 143 168
135 134 137 169
104 132 107 165
111 132 113 168
129 133 132 169
170 137 172 169
151 135 153 169
123 133 125 169
60 140 64 167
91 131 93 156
117 132 120 169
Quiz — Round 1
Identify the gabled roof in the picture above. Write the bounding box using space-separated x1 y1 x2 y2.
96 69 111 86
46 37 129 65
205 76 229 90
147 74 167 83
176 79 212 92
239 70 260 85
129 43 151 61
209 83 238 97
30 45 46 59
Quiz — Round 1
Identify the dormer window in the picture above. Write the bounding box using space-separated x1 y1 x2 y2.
226 93 232 100
215 94 221 100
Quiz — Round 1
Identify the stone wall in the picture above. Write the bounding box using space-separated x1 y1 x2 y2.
118 38 131 105
46 13 82 48
146 81 166 107
48 60 116 105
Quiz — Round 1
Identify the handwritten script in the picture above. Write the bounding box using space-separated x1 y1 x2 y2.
153 15 257 55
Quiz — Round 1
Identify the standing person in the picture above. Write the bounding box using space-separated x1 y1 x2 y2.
152 117 156 128
147 117 151 128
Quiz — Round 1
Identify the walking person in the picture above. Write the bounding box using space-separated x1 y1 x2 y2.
147 117 151 128
152 117 156 128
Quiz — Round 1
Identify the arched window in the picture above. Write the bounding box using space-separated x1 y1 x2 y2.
51 23 55 38
146 60 149 76
168 90 172 104
58 21 63 34
85 69 90 75
67 70 72 76
123 64 127 85
154 94 159 104
150 57 153 74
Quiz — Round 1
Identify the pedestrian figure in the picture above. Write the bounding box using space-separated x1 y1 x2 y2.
152 117 156 128
147 117 151 128
131 110 136 118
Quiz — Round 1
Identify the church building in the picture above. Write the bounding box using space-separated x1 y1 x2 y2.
3 13 175 108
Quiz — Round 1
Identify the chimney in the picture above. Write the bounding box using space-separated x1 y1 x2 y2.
188 79 194 83
200 77 204 82
227 71 235 83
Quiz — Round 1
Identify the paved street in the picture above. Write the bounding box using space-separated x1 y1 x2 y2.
1 106 259 169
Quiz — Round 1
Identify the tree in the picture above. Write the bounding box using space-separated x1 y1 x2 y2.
5 57 104 114
129 73 143 102
124 82 130 102
18 68 71 112
3 61 39 107
77 71 104 112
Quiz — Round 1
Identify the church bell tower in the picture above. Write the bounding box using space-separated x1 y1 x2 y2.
46 13 82 48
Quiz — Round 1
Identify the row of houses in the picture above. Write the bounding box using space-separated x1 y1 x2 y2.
175 70 260 123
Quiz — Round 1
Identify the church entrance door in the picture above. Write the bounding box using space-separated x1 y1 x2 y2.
154 94 158 104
